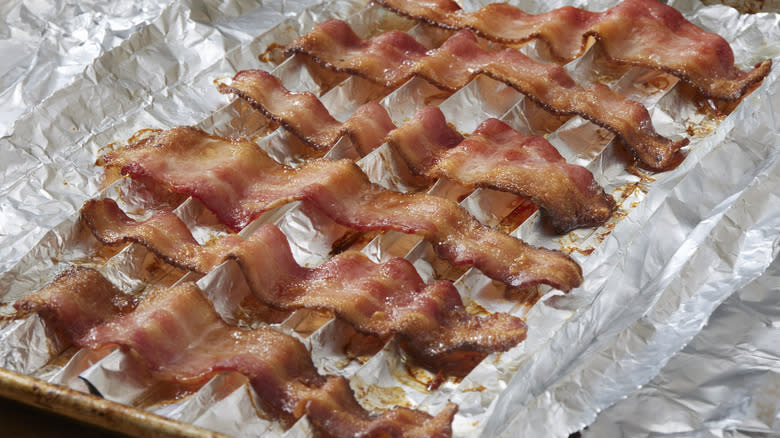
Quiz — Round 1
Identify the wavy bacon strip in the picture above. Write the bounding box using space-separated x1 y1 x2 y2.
103 127 582 291
14 268 456 437
13 267 137 341
388 106 616 233
286 19 688 170
220 69 615 232
375 0 771 101
81 198 527 372
219 69 394 155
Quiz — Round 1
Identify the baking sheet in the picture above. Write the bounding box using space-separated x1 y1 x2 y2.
0 0 778 437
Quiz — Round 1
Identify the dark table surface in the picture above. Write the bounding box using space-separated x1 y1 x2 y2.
0 397 130 438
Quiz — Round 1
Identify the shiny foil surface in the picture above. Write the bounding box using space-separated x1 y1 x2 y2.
0 0 778 437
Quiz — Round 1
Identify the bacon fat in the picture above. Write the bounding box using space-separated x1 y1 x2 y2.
81 198 528 372
286 19 688 170
103 127 583 291
220 69 615 232
374 0 771 101
15 269 457 437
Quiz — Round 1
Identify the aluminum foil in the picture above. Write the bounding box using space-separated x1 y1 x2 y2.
0 0 778 437
585 253 780 437
0 0 174 137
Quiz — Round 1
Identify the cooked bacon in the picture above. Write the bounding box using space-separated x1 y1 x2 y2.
218 69 394 155
15 269 456 437
81 198 527 372
286 20 688 170
374 0 771 101
387 107 616 232
288 19 430 88
103 127 582 291
13 267 136 341
220 70 615 231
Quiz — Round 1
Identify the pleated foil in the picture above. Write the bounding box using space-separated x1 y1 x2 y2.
0 0 778 437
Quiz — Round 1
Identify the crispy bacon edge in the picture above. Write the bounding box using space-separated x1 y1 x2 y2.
373 0 771 101
285 19 688 170
13 268 457 437
102 127 583 291
81 198 528 374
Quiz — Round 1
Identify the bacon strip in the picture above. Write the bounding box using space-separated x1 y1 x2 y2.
374 0 771 101
81 198 527 372
103 127 582 291
13 267 136 341
15 269 457 437
286 19 688 170
219 69 394 155
221 70 615 232
389 107 616 233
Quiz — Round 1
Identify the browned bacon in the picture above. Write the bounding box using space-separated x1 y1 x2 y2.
219 69 394 155
286 19 688 170
81 198 528 372
387 107 616 233
103 127 582 291
13 267 136 341
15 269 457 437
374 0 771 101
220 70 615 232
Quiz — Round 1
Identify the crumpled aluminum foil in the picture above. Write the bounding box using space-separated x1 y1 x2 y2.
585 253 780 437
0 0 778 437
0 0 173 137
